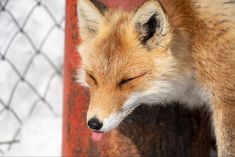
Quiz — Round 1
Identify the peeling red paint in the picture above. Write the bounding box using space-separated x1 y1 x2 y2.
63 0 90 156
63 0 109 156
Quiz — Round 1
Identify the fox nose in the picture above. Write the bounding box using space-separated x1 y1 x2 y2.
88 117 103 130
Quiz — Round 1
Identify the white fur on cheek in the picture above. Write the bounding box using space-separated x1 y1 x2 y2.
76 68 89 88
121 92 142 112
137 72 212 108
100 113 126 132
100 93 141 132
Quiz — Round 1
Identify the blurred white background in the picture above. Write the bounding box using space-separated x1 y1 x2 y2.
0 0 65 156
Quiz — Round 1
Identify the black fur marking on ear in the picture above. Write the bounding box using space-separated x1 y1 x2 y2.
141 13 160 44
90 0 107 14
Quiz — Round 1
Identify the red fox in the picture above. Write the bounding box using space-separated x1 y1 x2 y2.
77 0 235 156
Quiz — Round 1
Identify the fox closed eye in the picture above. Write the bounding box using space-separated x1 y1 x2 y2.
119 73 148 87
119 77 137 86
87 72 97 85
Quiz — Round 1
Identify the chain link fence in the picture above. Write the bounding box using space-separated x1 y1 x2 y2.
0 0 65 155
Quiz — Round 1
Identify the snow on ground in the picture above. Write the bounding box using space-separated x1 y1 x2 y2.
0 0 65 156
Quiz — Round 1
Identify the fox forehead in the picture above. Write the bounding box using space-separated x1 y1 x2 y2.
83 11 137 55
79 12 155 76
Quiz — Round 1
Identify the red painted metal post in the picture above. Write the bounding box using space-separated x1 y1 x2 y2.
63 0 110 156
63 0 91 156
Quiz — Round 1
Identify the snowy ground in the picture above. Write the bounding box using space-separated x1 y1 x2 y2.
0 0 65 156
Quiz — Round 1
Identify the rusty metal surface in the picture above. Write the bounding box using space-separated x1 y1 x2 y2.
62 0 212 156
63 0 109 156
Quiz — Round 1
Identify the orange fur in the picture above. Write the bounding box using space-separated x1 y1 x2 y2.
77 0 235 156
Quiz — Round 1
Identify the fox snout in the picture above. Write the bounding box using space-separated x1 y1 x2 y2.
86 92 141 132
86 100 124 132
86 107 132 132
87 112 119 132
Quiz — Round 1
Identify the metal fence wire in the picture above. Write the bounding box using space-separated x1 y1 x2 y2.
0 0 65 155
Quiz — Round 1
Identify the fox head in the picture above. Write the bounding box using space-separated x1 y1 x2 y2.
77 0 193 132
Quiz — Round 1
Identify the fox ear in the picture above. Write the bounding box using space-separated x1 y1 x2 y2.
133 0 170 49
77 0 107 40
